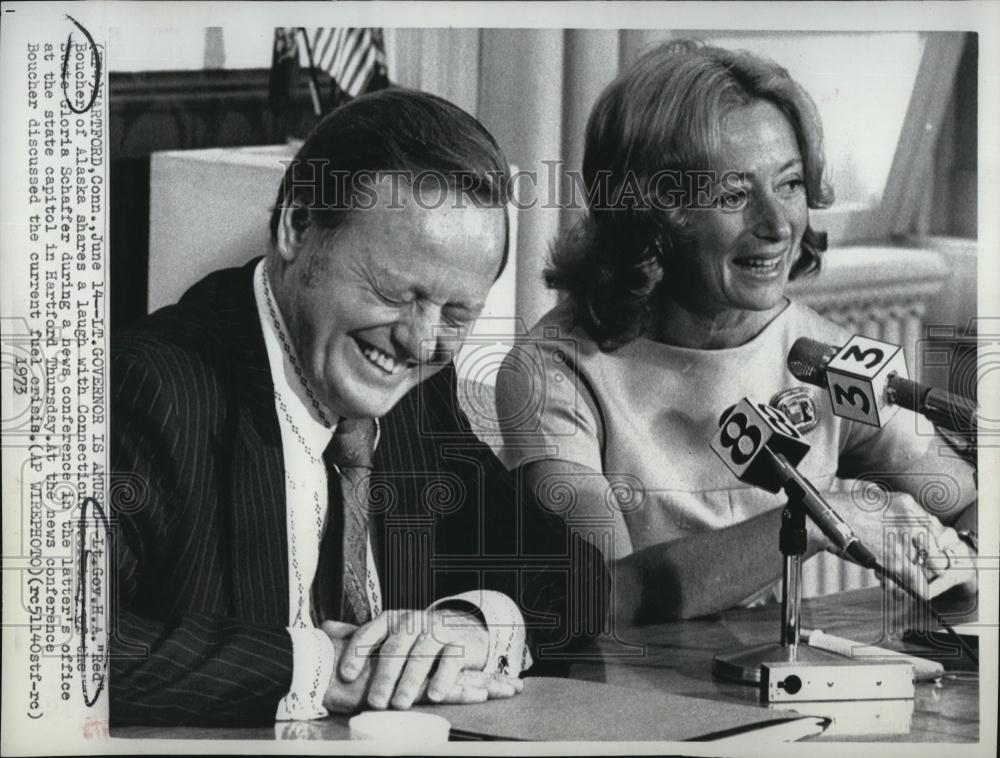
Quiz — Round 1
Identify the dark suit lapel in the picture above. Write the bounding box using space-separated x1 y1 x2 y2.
212 262 289 626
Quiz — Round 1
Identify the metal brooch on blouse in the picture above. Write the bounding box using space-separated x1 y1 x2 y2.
770 386 820 435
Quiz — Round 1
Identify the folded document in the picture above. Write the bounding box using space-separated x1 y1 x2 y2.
413 677 828 742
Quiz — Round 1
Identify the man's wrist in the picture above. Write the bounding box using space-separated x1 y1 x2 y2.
276 626 337 721
427 590 530 677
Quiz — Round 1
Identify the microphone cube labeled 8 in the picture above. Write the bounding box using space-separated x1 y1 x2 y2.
711 398 810 492
825 336 909 427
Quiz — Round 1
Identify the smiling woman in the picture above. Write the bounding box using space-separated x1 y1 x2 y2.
495 39 978 624
658 100 808 347
543 39 832 352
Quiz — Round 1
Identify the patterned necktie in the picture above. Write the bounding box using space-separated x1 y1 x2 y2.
311 417 376 626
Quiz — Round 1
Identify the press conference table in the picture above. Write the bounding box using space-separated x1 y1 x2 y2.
113 587 980 744
573 586 980 743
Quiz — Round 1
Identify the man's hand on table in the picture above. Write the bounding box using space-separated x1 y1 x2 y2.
320 622 371 713
320 610 523 714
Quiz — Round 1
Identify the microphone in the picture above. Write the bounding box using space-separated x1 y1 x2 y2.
768 450 877 568
713 397 979 667
787 336 977 434
711 398 877 566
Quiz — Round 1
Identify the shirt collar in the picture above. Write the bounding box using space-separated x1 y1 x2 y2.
253 259 380 451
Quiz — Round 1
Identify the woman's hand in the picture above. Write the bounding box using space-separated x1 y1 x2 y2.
923 526 978 599
819 491 976 600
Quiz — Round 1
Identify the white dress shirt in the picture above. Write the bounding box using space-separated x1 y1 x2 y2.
251 261 528 721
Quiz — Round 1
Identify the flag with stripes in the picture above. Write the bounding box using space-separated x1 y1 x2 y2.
297 28 389 99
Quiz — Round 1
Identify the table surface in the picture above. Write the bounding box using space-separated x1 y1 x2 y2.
113 587 980 744
573 586 979 743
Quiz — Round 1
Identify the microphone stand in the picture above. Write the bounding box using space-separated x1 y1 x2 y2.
713 490 849 684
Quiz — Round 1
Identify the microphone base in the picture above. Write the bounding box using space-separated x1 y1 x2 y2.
713 642 850 685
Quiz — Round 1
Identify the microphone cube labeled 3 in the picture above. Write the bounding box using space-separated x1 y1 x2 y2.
825 336 908 427
712 398 810 492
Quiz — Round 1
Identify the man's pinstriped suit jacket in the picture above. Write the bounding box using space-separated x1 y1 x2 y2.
110 260 602 726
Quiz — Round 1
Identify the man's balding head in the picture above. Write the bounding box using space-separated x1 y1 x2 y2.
269 88 511 276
